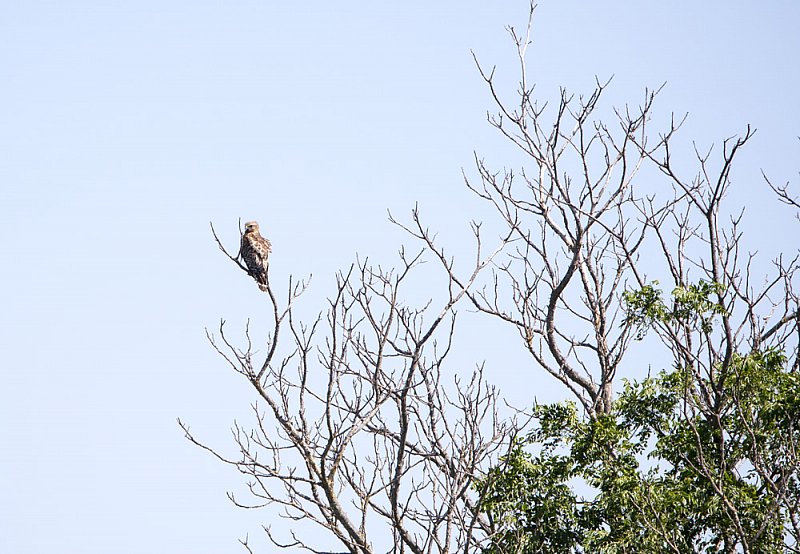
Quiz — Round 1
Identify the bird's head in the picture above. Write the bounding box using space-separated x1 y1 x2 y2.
244 221 260 234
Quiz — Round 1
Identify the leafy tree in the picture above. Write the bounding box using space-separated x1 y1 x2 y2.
478 282 800 552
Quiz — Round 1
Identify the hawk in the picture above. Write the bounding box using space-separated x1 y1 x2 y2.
239 221 272 291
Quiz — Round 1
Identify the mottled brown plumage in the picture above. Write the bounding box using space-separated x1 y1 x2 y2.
239 221 272 291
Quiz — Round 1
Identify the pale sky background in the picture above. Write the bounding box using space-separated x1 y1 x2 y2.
2 1 799 553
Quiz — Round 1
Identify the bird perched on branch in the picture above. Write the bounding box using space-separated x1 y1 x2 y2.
239 221 272 291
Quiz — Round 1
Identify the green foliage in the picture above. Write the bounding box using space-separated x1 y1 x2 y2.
479 282 799 553
621 281 668 340
622 280 728 339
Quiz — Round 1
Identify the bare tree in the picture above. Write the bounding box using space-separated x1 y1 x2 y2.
183 4 800 552
405 5 800 419
180 224 516 553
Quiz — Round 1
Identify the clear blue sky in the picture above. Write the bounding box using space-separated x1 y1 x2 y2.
2 2 798 552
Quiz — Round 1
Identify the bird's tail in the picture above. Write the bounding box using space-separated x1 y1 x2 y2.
257 269 269 292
